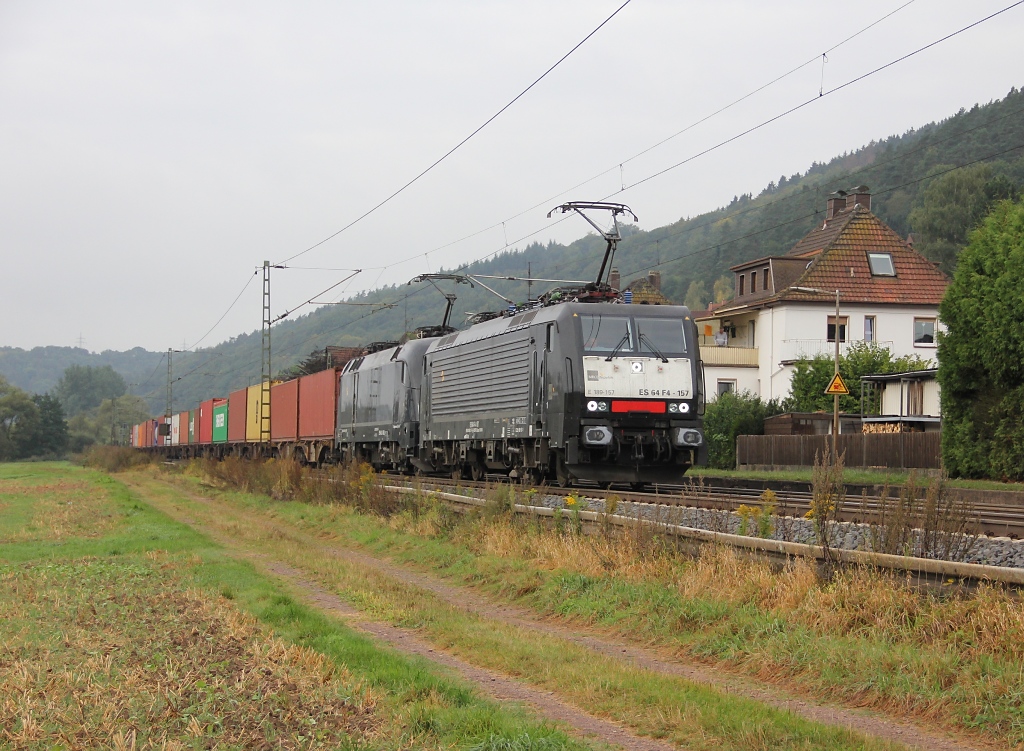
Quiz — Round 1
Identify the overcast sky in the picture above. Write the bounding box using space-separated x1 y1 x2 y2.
2 0 1021 352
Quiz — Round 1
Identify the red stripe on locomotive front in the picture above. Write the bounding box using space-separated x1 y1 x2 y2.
610 400 666 414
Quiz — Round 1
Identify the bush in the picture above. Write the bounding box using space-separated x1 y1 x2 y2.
81 445 154 472
939 196 1024 479
703 392 784 469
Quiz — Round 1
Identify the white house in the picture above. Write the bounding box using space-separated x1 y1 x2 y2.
695 187 949 402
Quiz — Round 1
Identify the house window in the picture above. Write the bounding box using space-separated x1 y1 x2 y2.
763 267 770 292
914 318 936 346
717 380 736 397
827 316 848 343
867 252 896 276
738 274 745 296
751 270 758 292
864 315 876 343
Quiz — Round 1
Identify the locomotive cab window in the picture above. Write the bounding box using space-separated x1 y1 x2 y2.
636 318 687 356
580 315 633 354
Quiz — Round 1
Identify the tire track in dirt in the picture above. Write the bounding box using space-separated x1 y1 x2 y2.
132 477 989 751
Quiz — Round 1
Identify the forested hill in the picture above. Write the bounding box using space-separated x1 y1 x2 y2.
4 86 1023 415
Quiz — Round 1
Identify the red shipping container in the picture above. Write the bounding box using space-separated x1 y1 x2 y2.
198 399 214 444
228 388 247 443
270 379 299 441
298 368 340 439
178 411 190 444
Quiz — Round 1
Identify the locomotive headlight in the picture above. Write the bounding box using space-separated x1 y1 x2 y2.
587 400 599 412
678 402 690 414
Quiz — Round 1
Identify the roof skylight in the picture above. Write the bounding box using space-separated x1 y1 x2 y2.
867 252 896 276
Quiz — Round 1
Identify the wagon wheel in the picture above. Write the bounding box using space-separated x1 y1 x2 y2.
598 481 613 490
451 464 465 481
469 463 485 482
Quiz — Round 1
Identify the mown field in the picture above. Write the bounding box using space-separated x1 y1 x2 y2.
0 462 593 750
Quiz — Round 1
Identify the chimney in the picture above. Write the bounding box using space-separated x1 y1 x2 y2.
846 185 871 211
609 267 621 290
647 270 661 291
826 190 847 219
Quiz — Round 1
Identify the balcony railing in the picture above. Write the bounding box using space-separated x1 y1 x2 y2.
700 346 759 367
779 339 893 362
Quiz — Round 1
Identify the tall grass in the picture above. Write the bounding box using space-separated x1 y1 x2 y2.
81 445 155 472
193 457 412 516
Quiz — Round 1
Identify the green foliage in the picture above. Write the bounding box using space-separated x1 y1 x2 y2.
712 275 733 303
786 342 932 413
29 394 69 456
703 392 784 469
0 376 40 460
908 164 1020 274
683 279 709 311
938 196 1024 479
54 364 127 417
67 394 151 451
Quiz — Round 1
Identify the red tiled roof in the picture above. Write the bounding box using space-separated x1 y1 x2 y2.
696 206 948 320
778 207 948 305
785 209 859 258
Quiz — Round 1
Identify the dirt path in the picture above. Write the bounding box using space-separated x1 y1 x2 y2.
128 476 990 751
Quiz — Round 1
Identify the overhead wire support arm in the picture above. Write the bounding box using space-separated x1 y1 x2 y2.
547 202 637 286
407 273 475 331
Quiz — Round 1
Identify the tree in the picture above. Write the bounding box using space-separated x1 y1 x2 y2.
0 376 40 460
908 164 1019 274
703 392 784 469
939 196 1024 479
683 280 709 311
712 275 733 303
786 342 931 413
67 395 150 450
54 365 127 417
29 394 69 456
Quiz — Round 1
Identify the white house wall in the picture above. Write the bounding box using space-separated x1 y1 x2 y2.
701 302 942 404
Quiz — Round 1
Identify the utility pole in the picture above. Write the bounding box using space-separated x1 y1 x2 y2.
833 288 841 443
527 262 532 305
166 348 173 419
260 261 272 444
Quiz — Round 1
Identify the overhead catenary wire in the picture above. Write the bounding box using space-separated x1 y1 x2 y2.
350 0 922 279
275 0 634 266
168 1 1020 393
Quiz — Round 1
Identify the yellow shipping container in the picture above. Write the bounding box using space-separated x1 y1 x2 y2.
245 382 278 442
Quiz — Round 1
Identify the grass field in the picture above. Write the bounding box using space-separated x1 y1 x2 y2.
0 462 593 750
179 458 1024 749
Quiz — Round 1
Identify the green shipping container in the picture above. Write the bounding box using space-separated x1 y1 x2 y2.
188 410 196 444
212 401 229 443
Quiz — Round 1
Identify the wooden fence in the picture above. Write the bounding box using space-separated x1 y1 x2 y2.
735 432 942 470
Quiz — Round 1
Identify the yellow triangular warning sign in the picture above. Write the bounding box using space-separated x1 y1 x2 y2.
824 373 850 396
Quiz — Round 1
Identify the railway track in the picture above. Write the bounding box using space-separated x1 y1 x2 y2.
381 474 1024 539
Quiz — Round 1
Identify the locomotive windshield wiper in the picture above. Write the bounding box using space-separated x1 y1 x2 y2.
639 333 669 363
605 333 631 361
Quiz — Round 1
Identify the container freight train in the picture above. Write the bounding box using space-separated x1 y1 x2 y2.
133 302 707 486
